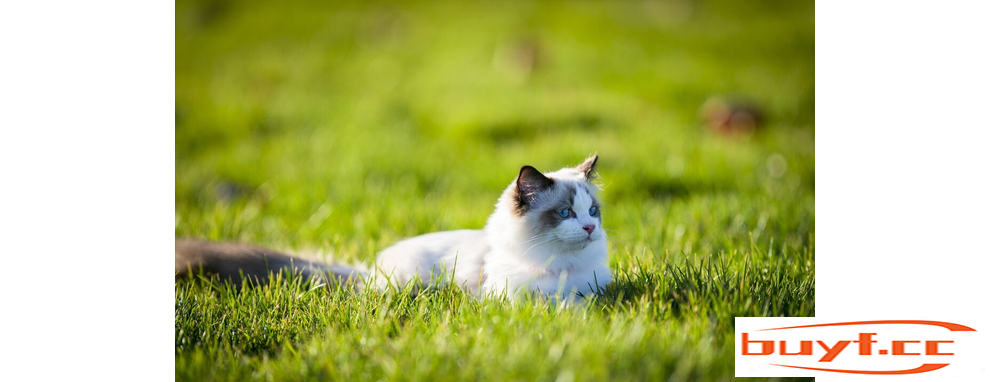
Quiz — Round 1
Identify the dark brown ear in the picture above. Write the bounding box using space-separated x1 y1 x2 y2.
515 165 553 209
576 154 598 181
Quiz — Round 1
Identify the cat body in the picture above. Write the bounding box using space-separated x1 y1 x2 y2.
374 229 489 293
176 155 611 300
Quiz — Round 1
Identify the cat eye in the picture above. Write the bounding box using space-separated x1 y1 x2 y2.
558 209 571 218
589 206 598 216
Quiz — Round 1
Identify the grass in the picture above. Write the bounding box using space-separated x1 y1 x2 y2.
175 0 815 380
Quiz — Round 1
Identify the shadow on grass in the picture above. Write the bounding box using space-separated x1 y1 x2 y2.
592 255 815 320
479 114 611 143
642 177 730 199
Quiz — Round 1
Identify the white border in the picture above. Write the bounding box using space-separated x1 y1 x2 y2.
817 1 990 381
0 1 174 381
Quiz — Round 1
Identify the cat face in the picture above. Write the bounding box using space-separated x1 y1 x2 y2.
513 155 605 251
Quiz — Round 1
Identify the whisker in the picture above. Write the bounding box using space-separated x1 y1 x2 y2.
522 237 556 256
519 232 555 245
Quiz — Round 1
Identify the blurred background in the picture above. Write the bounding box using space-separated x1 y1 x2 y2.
175 0 814 265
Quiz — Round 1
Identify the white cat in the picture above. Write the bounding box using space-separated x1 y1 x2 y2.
374 155 611 300
175 155 612 300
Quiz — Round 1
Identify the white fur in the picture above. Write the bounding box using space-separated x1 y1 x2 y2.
373 229 488 293
374 160 612 301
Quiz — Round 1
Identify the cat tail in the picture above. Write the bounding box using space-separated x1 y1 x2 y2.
174 238 367 288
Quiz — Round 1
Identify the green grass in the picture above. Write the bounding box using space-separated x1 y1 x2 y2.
175 0 814 380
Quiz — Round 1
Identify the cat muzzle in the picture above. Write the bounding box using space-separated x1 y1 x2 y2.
582 225 596 235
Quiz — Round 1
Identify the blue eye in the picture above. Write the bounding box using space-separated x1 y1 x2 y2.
589 206 598 216
558 209 570 218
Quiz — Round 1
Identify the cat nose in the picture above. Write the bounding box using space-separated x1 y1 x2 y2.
582 225 596 234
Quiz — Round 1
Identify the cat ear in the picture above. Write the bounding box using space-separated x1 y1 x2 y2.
576 154 598 181
516 165 553 206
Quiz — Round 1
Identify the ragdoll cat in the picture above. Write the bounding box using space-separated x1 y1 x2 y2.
374 154 610 299
175 155 611 300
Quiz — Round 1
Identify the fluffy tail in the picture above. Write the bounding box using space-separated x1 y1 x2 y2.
175 238 365 286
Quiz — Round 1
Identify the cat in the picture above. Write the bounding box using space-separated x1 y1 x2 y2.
175 155 611 300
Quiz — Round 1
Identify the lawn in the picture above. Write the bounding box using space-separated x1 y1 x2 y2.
175 0 815 380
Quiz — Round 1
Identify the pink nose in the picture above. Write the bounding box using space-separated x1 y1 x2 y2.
583 225 596 234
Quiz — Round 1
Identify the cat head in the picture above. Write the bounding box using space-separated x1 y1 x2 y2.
508 154 605 250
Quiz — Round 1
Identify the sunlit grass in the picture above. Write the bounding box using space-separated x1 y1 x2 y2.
176 0 814 380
